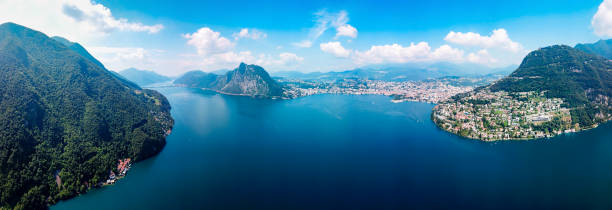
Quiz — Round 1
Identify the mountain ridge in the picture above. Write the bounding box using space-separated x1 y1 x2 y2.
433 44 612 140
174 63 285 98
0 22 173 209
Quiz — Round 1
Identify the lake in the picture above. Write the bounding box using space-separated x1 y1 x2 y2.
53 87 612 209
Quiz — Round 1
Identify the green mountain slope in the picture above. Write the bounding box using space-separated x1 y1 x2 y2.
51 36 140 89
489 45 612 127
174 63 285 98
433 45 612 141
174 70 221 89
490 45 612 108
0 22 173 209
118 68 171 87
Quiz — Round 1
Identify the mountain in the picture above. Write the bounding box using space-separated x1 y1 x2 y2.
118 68 171 87
434 45 612 140
272 63 516 82
210 69 231 75
174 63 285 98
273 67 444 81
490 45 612 127
490 45 612 110
0 22 173 209
51 36 140 89
51 36 105 68
575 39 612 59
174 71 221 88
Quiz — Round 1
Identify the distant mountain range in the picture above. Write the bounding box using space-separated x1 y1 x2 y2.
575 39 612 59
174 63 285 98
118 68 172 87
272 63 516 82
0 22 173 209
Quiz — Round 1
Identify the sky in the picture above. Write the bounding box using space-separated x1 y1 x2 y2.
0 0 611 76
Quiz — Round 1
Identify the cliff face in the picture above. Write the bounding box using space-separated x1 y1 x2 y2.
218 63 284 97
175 63 285 98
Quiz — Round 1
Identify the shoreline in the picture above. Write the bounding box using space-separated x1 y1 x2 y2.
431 112 606 141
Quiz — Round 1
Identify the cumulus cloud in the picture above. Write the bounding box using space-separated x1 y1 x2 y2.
278 52 305 64
294 10 358 48
60 3 163 34
353 42 440 64
444 29 522 52
188 51 303 72
320 41 351 58
0 0 163 42
183 27 235 55
467 49 498 65
335 24 357 39
232 28 267 40
88 46 164 71
348 42 514 66
430 45 465 62
182 27 304 71
593 0 612 37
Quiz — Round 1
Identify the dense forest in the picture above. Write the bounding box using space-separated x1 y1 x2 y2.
489 45 612 127
0 22 173 209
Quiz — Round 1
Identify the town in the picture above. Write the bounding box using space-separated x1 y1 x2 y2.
282 78 474 103
105 158 132 185
432 88 576 140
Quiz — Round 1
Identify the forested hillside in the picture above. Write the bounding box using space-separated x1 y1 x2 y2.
0 22 173 209
490 45 612 127
174 63 285 98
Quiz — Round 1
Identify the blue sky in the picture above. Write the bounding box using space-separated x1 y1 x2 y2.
0 0 610 76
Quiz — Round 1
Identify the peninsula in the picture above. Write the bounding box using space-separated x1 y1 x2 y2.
432 45 612 140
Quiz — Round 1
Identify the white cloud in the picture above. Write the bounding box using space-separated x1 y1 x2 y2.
183 27 235 55
188 51 303 72
292 40 313 48
467 49 498 65
335 24 357 39
431 45 465 62
232 28 267 40
444 29 522 52
60 3 163 34
294 10 358 48
278 52 305 64
350 42 516 67
353 42 438 64
0 0 163 43
593 0 612 37
320 41 351 58
200 51 255 68
182 26 303 71
88 46 163 71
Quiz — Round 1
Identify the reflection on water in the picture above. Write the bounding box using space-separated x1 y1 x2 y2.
53 87 612 210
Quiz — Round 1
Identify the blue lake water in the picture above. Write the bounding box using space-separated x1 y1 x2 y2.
53 87 612 209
